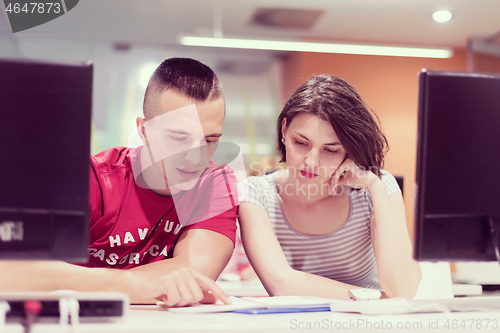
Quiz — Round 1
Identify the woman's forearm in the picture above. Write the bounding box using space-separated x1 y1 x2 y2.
265 268 358 300
368 180 422 299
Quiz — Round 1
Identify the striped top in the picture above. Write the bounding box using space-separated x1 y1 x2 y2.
238 170 401 290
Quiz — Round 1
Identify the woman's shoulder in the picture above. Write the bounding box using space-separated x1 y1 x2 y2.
239 172 276 189
238 173 278 203
379 169 402 195
350 169 402 205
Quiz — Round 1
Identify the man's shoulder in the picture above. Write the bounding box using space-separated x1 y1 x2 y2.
207 162 235 176
91 146 138 175
88 146 146 226
195 162 238 187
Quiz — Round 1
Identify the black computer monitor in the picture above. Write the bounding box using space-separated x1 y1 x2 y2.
0 58 92 262
414 70 500 261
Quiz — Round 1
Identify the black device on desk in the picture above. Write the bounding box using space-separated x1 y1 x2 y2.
414 70 500 262
0 58 92 262
1 292 126 319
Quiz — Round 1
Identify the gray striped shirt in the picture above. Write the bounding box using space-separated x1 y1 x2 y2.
238 170 401 290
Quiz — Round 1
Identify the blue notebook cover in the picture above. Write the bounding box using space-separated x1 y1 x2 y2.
233 307 331 314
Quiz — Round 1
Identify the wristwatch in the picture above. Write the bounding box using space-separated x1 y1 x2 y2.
347 288 382 301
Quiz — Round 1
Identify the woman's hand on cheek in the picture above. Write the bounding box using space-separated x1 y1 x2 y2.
330 158 379 194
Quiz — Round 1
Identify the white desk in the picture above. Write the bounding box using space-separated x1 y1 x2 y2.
219 279 488 298
3 305 497 333
452 283 483 297
3 281 500 333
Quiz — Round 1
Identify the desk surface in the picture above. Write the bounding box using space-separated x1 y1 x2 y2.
3 281 500 333
3 305 497 333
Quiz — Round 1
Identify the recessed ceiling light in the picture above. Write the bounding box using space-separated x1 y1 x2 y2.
432 10 452 23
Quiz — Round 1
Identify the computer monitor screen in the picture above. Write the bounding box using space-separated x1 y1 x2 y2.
0 58 92 262
414 70 500 261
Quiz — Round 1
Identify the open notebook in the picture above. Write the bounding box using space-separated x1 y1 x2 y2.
164 296 333 314
164 296 500 315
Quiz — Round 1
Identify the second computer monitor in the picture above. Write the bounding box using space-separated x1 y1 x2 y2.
414 70 500 261
0 58 92 262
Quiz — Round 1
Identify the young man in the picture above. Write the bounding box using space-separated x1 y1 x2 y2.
0 58 238 307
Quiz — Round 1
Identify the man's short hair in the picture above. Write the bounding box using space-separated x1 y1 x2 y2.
143 58 224 120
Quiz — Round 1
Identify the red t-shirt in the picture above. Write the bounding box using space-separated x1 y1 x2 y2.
84 146 238 269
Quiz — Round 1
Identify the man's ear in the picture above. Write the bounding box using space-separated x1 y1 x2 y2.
136 116 150 147
281 117 288 141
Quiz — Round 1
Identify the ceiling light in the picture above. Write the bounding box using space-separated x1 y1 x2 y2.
432 10 452 23
179 36 453 59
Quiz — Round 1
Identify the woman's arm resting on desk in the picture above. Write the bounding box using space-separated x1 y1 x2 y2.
331 161 421 299
368 179 422 299
0 229 233 307
239 201 361 299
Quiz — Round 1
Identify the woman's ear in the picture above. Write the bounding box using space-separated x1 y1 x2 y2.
281 117 287 141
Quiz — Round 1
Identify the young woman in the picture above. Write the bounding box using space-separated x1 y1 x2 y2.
238 75 421 299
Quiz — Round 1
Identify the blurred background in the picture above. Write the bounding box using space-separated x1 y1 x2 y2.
1 0 500 280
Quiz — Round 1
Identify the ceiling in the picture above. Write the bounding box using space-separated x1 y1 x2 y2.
1 0 499 52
